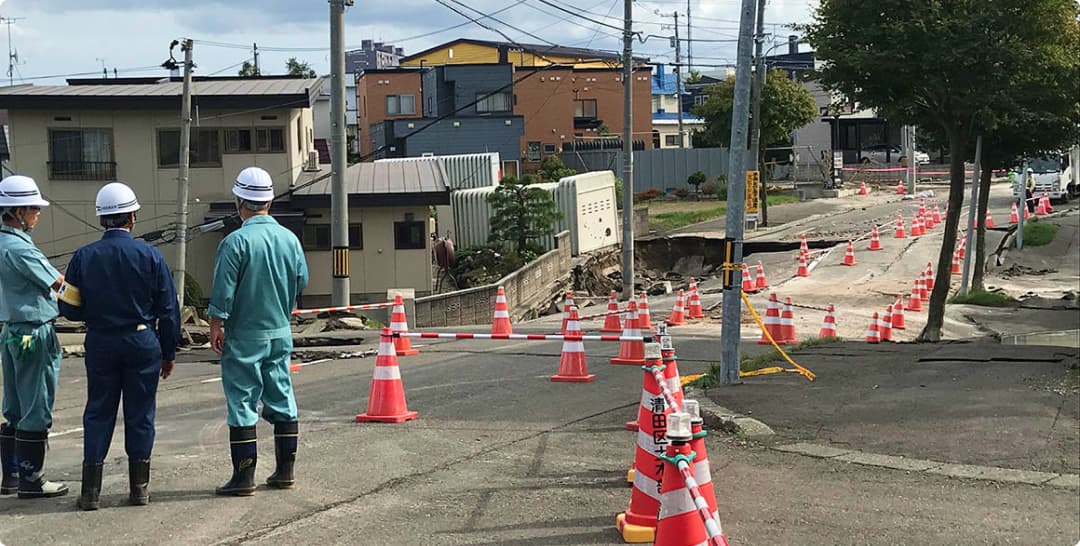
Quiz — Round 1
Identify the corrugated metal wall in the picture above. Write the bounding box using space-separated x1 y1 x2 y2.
560 147 729 192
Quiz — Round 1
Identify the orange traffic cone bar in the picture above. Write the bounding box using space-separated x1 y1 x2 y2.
491 286 513 335
880 304 894 342
868 225 883 251
667 290 687 326
356 328 419 423
866 313 882 343
390 294 419 356
637 292 654 332
754 261 769 290
894 216 907 238
551 306 595 383
796 253 810 277
842 241 857 266
819 304 838 339
611 300 646 366
892 295 907 330
758 293 782 345
601 290 623 333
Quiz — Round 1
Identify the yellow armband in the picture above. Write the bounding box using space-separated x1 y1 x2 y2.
57 281 82 307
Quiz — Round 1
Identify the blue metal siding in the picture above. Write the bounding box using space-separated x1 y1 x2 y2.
392 117 523 161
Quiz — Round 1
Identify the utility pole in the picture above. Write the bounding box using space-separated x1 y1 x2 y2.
673 12 685 148
686 0 692 74
748 0 767 224
719 0 758 386
959 135 982 296
174 39 194 308
253 42 260 76
621 0 635 300
330 0 351 306
0 17 24 87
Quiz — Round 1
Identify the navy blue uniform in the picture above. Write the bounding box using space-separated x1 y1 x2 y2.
59 230 180 464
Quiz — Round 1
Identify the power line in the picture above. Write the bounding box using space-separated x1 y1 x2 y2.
526 0 628 32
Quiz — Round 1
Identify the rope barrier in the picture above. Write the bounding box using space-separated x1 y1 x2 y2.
393 332 648 342
657 450 728 546
292 302 393 316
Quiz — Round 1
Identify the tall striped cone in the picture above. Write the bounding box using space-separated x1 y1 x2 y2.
560 292 575 334
551 307 595 383
741 265 757 293
601 291 623 333
880 305 894 342
390 294 419 356
924 210 936 230
894 216 907 238
637 292 654 332
491 286 513 335
911 215 923 236
819 304 838 339
918 272 929 301
1024 202 1032 219
757 293 782 345
796 252 810 277
685 400 724 533
905 280 923 312
958 235 967 259
951 250 961 274
687 279 705 320
355 328 419 423
896 180 905 195
667 290 687 326
799 234 810 258
779 297 797 344
1036 195 1048 215
1044 192 1054 213
754 261 769 290
985 211 997 228
865 313 882 344
1010 202 1020 224
857 181 868 195
868 225 883 251
611 301 646 366
652 414 715 546
626 326 684 434
932 204 943 224
616 343 669 543
924 262 935 291
842 240 857 266
891 295 907 330
919 199 927 218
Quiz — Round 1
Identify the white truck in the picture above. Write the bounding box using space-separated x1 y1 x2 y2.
1012 151 1076 203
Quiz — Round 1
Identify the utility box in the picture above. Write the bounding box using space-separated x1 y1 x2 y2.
377 153 501 238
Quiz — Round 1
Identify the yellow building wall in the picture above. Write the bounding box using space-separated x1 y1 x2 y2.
401 42 624 69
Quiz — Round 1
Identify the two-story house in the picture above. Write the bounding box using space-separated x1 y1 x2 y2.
650 64 704 149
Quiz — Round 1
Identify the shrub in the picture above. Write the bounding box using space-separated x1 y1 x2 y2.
673 188 690 199
634 188 662 202
701 180 717 196
687 171 707 192
1021 220 1058 247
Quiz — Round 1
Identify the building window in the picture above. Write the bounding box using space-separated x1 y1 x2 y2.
302 223 363 250
527 141 542 161
651 96 661 112
256 127 285 153
47 128 115 180
297 120 303 153
574 99 598 119
224 129 253 153
543 143 557 155
475 91 512 113
694 94 710 106
386 94 416 115
394 221 426 250
157 129 221 167
665 134 680 147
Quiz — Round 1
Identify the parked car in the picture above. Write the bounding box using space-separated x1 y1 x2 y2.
860 144 930 165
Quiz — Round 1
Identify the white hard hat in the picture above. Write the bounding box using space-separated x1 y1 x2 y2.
0 175 50 208
95 182 141 216
1026 167 1034 172
233 167 275 202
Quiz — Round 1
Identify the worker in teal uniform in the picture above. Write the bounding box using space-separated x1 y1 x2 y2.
209 166 308 496
0 174 68 499
58 182 181 510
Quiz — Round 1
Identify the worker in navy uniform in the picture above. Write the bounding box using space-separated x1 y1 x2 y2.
0 174 68 499
209 166 307 496
57 182 180 510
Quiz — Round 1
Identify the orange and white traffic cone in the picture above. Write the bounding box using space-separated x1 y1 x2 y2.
896 180 905 195
858 181 868 195
1044 192 1054 213
918 272 929 301
842 240 857 266
551 307 595 383
868 225 883 251
687 279 705 320
985 211 997 229
741 265 757 293
919 198 927 218
390 294 419 356
891 295 907 330
1024 202 1032 220
667 290 687 326
491 286 513 335
637 292 654 332
651 413 713 546
601 290 623 333
894 215 907 239
932 204 943 224
796 253 810 277
758 293 782 345
626 329 684 434
906 280 923 312
754 261 769 290
685 400 724 532
560 292 575 335
958 235 967 259
924 211 936 230
1010 202 1020 224
779 297 797 344
819 304 838 339
951 250 961 274
799 234 810 258
865 313 882 344
356 328 419 423
911 215 923 236
616 343 670 543
924 262 935 291
1036 195 1048 215
611 301 646 366
880 304 894 342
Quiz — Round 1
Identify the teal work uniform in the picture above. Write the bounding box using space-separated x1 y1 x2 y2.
209 215 308 427
0 225 63 433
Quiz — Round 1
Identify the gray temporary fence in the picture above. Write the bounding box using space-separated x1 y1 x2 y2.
560 147 730 193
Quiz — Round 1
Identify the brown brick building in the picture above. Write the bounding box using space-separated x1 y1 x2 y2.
356 68 423 158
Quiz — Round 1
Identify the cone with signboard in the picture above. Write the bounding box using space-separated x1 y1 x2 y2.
616 343 669 543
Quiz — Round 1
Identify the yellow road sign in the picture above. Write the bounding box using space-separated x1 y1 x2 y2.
746 170 761 216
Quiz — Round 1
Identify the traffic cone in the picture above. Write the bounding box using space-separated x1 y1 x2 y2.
779 297 797 344
687 279 705 320
796 253 810 277
880 304 894 342
551 307 595 383
819 304 838 339
924 262 935 291
896 180 905 195
601 290 623 333
924 210 936 230
911 215 923 236
741 265 757 293
958 235 967 259
858 181 868 195
842 240 857 266
616 343 669 543
951 250 961 274
905 280 923 312
491 286 513 335
865 313 882 344
289 360 301 372
560 292 575 334
754 261 769 290
637 292 654 332
356 328 419 423
390 295 419 356
868 225 883 251
611 301 645 366
894 216 907 238
932 204 943 224
1024 203 1031 219
1036 195 1048 215
918 272 929 301
685 400 723 532
651 413 712 546
891 295 907 330
799 234 810 258
757 293 782 345
626 331 684 434
667 290 687 326
1044 192 1054 213
919 199 927 218
1010 202 1020 224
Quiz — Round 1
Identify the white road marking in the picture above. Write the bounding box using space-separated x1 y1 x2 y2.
201 377 222 383
50 427 83 438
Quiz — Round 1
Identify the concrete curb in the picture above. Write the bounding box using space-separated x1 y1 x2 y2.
684 386 775 439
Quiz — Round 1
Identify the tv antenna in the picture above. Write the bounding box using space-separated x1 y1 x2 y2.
0 16 25 87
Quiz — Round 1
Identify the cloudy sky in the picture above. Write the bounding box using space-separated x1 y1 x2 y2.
0 0 815 85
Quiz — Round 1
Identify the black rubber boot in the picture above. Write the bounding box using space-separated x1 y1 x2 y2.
128 459 151 505
0 424 18 495
215 426 257 497
266 421 298 489
76 463 103 510
15 429 68 499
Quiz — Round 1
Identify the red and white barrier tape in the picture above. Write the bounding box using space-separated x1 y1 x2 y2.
293 302 393 316
674 458 728 546
394 332 645 342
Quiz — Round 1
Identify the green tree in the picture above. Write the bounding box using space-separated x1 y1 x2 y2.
685 69 703 84
537 155 576 183
487 175 564 254
687 171 707 194
803 0 1080 342
238 60 259 77
285 57 317 78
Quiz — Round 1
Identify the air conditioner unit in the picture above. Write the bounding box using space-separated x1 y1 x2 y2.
303 151 320 172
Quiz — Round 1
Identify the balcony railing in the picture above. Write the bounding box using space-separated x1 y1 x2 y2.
48 161 117 181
